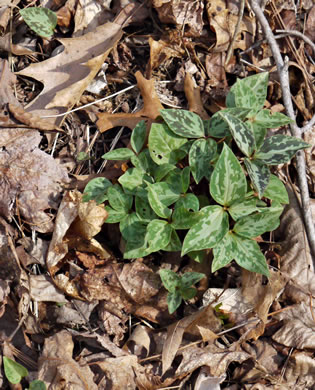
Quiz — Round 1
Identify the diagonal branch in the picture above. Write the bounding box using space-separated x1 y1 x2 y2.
249 0 315 264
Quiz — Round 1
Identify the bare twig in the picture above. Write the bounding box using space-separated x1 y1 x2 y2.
249 0 315 264
275 29 315 54
225 0 245 66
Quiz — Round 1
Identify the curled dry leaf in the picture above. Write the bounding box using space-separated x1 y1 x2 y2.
0 128 70 233
38 330 97 390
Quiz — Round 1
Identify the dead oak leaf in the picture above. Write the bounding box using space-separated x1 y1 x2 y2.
0 128 69 233
16 10 132 124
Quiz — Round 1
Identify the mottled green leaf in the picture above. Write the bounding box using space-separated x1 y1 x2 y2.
255 135 310 165
210 144 247 206
29 380 47 390
181 166 191 193
131 120 146 154
148 123 188 165
82 177 112 204
135 196 157 221
120 213 146 241
189 138 217 183
147 182 179 218
154 164 176 182
175 194 199 211
180 272 205 288
227 72 269 113
245 120 267 149
208 108 251 138
217 112 255 157
187 250 206 263
3 356 28 384
160 269 181 292
164 169 183 194
167 291 182 314
263 174 289 204
244 158 270 198
118 168 146 193
105 206 126 223
212 232 236 272
171 207 201 229
251 109 293 128
182 206 229 255
102 148 135 161
233 205 283 238
232 234 269 276
20 7 57 38
146 219 172 251
228 198 258 221
179 287 197 300
131 149 157 174
164 229 182 251
124 239 150 259
107 185 132 212
160 109 205 138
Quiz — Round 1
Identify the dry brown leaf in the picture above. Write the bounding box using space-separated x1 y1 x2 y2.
305 5 315 43
38 330 97 389
184 73 210 120
124 325 152 357
176 344 250 378
284 351 315 389
304 127 315 192
205 0 255 51
97 71 163 133
70 200 108 240
147 37 184 77
0 33 35 55
29 275 67 303
162 305 221 374
0 59 20 105
46 190 111 275
272 300 315 349
275 187 315 302
96 355 147 390
233 339 285 384
194 367 225 390
16 6 135 124
0 128 70 232
8 104 63 132
153 0 204 37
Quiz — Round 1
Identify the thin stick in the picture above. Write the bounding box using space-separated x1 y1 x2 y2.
275 29 315 54
225 0 245 66
250 0 315 265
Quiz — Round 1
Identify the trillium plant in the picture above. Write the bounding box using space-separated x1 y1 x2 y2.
84 72 310 313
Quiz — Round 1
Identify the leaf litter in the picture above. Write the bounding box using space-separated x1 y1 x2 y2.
0 0 314 389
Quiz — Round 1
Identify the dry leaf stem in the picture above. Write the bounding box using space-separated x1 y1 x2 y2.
249 0 315 265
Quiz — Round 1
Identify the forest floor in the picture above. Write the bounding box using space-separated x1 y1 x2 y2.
0 0 314 389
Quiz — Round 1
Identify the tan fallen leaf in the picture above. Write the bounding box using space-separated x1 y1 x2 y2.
38 330 97 389
16 5 136 124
